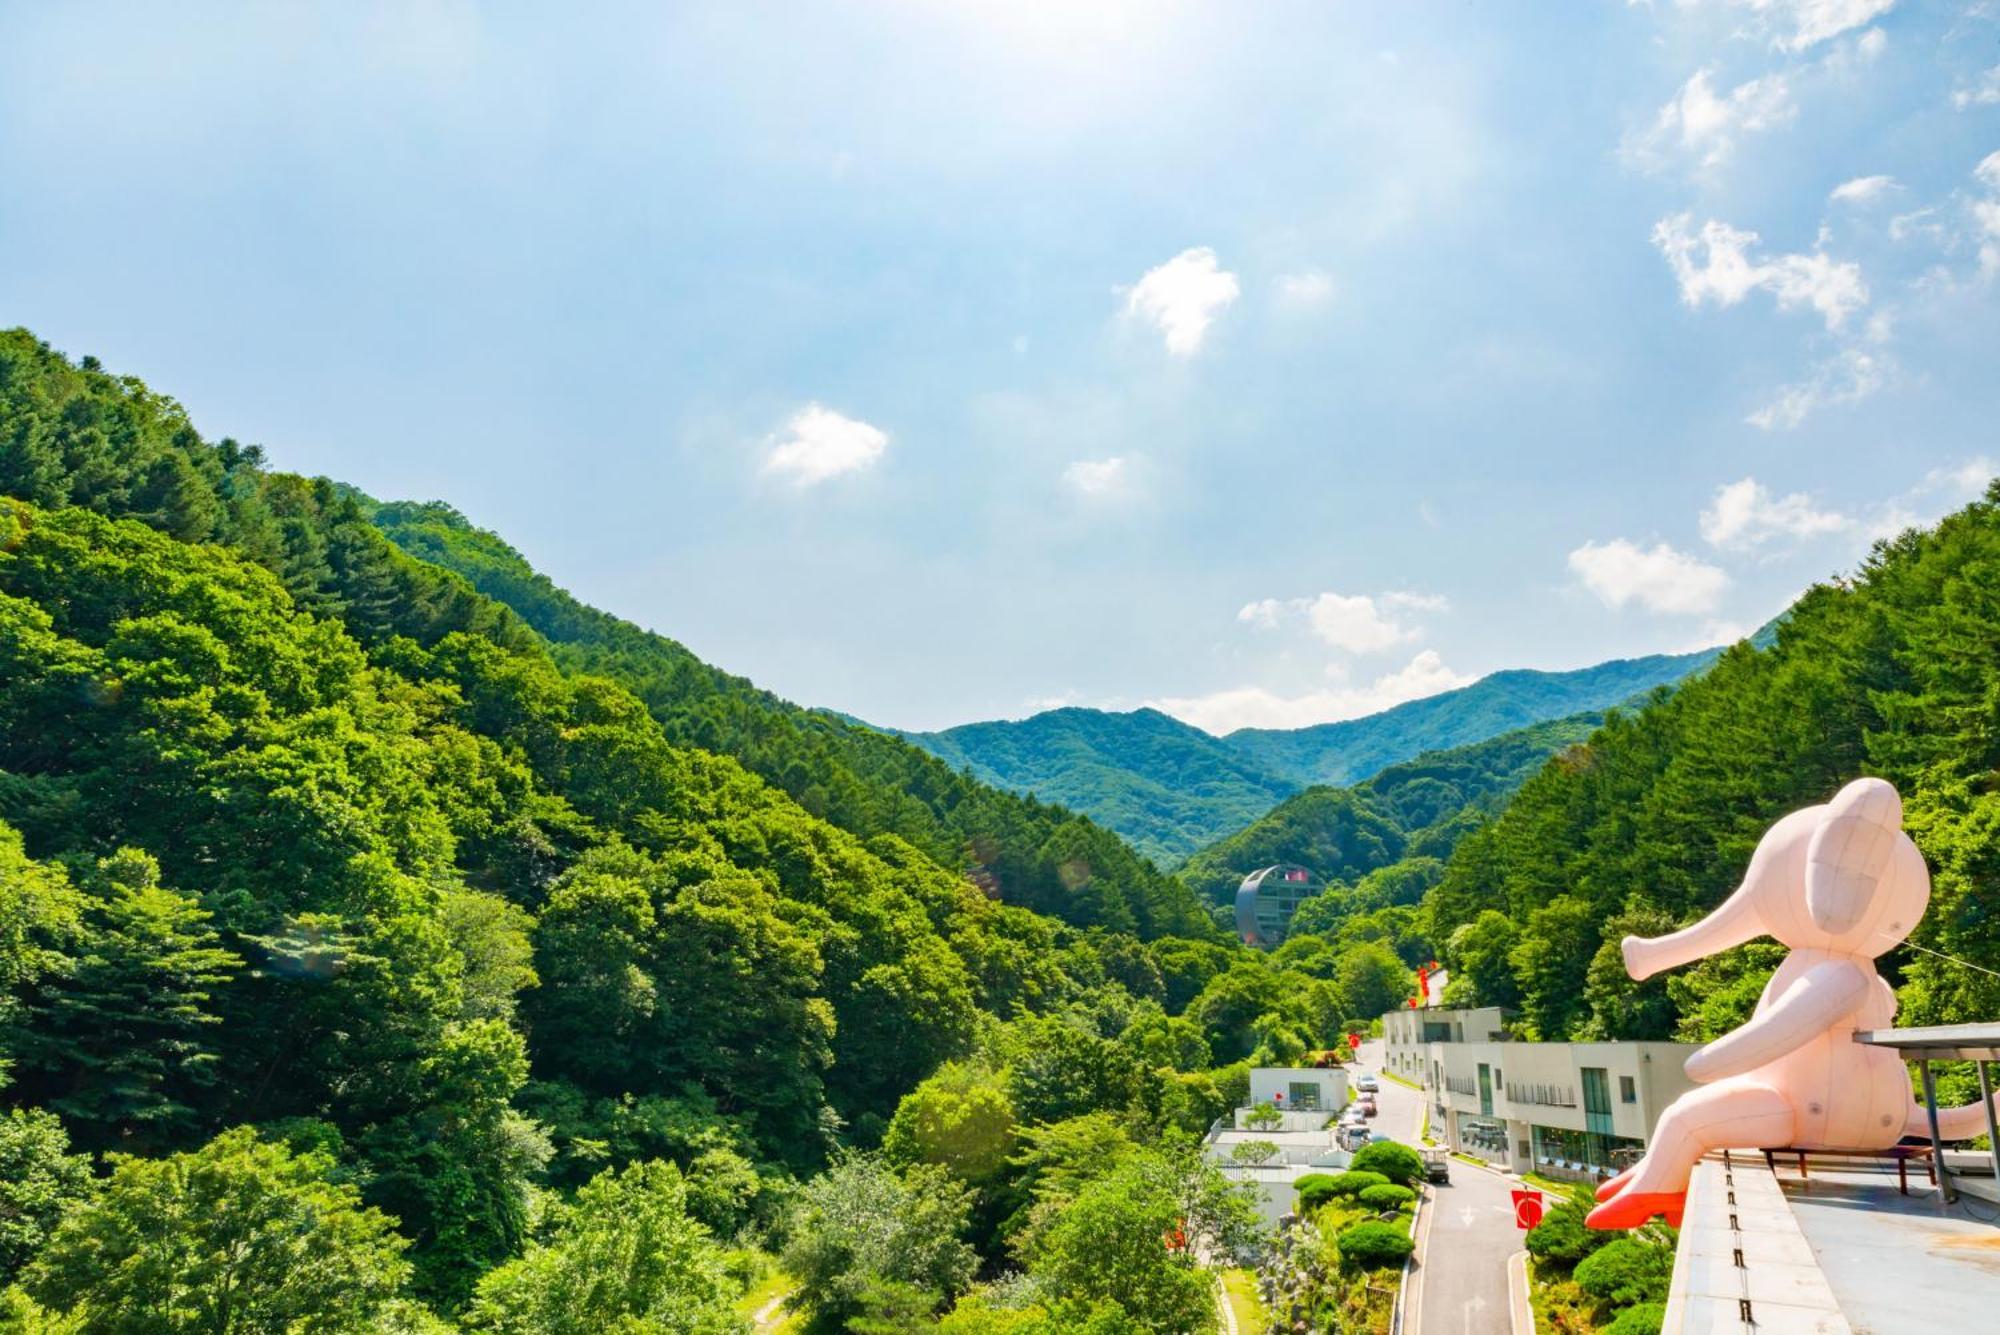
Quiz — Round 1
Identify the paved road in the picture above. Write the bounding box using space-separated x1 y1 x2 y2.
1349 1043 1521 1335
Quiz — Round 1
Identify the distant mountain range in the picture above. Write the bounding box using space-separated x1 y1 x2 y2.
895 648 1730 864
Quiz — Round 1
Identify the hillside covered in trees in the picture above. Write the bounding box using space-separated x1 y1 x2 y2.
1178 713 1610 907
1419 488 2000 1072
894 707 1301 865
896 650 1720 865
0 330 1429 1330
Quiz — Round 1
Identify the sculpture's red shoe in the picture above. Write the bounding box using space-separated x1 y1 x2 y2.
1594 1167 1637 1203
1585 1190 1685 1230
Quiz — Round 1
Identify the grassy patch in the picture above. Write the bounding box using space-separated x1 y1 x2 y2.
736 1267 800 1331
1378 1069 1422 1092
1220 1267 1267 1332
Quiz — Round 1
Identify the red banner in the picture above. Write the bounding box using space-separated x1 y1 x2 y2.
1511 1189 1544 1230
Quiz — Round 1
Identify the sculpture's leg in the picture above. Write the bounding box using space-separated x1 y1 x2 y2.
1586 1080 1793 1230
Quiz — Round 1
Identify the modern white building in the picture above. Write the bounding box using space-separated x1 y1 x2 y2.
1206 1066 1355 1227
1382 1003 1701 1181
1247 1064 1347 1114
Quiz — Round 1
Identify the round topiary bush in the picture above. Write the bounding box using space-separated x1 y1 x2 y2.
1335 1220 1414 1269
1357 1183 1415 1212
1298 1170 1389 1213
1348 1140 1425 1188
1524 1185 1613 1266
1603 1301 1667 1335
1573 1237 1675 1307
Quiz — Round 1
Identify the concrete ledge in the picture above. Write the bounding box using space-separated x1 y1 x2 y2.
1663 1153 1851 1334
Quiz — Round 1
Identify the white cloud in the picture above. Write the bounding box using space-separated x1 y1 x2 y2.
1568 539 1731 614
1121 247 1240 356
1976 151 2000 277
1712 0 1897 51
1864 456 1998 538
1625 68 1794 169
1147 650 1476 735
1234 589 1447 652
1305 592 1418 653
760 404 888 486
1652 213 1868 329
1063 455 1133 499
1746 347 1887 429
1275 269 1336 307
1699 477 1852 548
1829 174 1896 204
1237 598 1287 631
1954 64 2000 110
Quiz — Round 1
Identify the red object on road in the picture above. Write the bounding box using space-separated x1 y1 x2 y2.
1511 1188 1544 1230
1347 1032 1361 1049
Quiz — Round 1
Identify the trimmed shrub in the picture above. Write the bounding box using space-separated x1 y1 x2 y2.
1604 1301 1667 1335
1348 1141 1424 1188
1357 1183 1415 1212
1573 1237 1674 1307
1335 1221 1413 1270
1523 1186 1612 1266
1298 1171 1388 1213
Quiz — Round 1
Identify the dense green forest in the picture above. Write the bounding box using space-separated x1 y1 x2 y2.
367 501 1209 941
1178 713 1609 906
895 707 1300 865
1419 491 2000 1073
892 658 1721 865
0 330 1421 1331
4 325 1995 1332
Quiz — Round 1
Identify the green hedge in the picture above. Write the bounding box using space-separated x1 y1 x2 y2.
1357 1183 1415 1212
1348 1141 1424 1188
1335 1221 1413 1270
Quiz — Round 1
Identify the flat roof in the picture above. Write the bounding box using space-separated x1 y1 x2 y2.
1855 1023 2000 1061
1781 1162 2000 1331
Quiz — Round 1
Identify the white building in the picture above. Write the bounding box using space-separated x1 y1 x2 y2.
1206 1066 1355 1227
1382 1004 1701 1181
1247 1064 1347 1114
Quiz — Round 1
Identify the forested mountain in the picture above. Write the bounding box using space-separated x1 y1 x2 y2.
1418 488 2000 1081
895 707 1299 865
368 501 1210 940
0 328 1404 1329
1223 650 1722 787
896 650 1723 864
1179 713 1606 905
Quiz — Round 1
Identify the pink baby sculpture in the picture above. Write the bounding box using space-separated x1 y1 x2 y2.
1587 776 1990 1230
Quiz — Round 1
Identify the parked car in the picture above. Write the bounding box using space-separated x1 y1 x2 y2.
1359 1095 1378 1118
1354 1073 1380 1093
1338 1124 1371 1152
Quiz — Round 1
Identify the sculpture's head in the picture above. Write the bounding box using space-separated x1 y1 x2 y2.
1622 777 1930 981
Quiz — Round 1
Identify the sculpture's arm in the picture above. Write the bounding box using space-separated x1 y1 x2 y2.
1684 961 1871 1084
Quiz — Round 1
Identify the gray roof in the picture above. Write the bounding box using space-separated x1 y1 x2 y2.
1854 1023 2000 1061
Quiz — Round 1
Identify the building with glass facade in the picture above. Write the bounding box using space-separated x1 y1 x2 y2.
1380 1003 1700 1181
1233 864 1317 948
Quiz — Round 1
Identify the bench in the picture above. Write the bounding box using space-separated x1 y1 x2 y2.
1761 1143 1936 1195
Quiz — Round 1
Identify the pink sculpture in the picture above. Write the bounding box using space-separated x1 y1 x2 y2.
1587 777 1992 1230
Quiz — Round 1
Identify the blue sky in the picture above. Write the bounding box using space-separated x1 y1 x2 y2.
3 1 1997 732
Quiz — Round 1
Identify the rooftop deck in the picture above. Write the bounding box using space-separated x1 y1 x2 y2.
1780 1159 2000 1333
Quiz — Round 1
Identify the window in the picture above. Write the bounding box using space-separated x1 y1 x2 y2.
1581 1067 1613 1136
1289 1081 1321 1110
1620 1075 1636 1104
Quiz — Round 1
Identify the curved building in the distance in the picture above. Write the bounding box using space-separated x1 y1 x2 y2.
1234 863 1316 948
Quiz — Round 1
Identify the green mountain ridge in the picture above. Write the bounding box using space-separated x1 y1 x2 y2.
897 649 1723 864
894 707 1299 865
1220 650 1726 787
1178 711 1612 908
